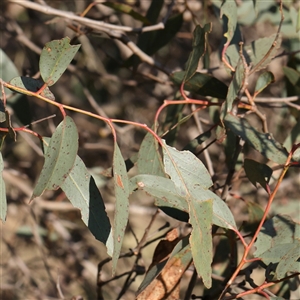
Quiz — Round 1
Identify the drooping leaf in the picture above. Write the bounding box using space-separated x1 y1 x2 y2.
244 158 273 191
137 133 165 177
170 71 228 99
184 24 212 82
111 143 130 275
220 0 237 47
9 76 55 100
224 114 289 164
39 37 81 86
190 199 213 288
220 58 245 120
61 155 112 248
254 71 275 97
102 2 151 25
0 152 6 222
254 215 300 280
32 116 78 199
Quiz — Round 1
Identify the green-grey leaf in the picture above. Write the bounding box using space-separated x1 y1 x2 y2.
220 58 245 120
184 24 212 82
61 155 111 248
170 71 228 99
40 37 81 86
163 142 212 197
162 142 237 230
190 198 213 288
254 71 275 96
111 143 130 275
248 34 282 73
32 116 78 199
283 66 300 86
130 174 188 212
9 76 55 100
225 34 282 72
254 215 300 280
224 114 289 164
137 133 165 177
0 153 6 222
244 158 273 191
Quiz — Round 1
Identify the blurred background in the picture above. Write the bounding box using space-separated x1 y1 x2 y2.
0 0 299 299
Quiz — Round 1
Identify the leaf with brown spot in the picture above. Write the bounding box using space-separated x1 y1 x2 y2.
32 116 78 199
111 143 130 274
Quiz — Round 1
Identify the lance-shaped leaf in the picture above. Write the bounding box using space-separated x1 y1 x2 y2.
39 37 81 86
32 116 78 199
137 133 165 177
254 215 300 280
9 76 55 100
61 155 112 249
171 71 228 99
111 143 130 275
220 1 237 47
224 114 289 164
184 23 212 82
190 199 213 288
220 58 245 120
0 153 6 222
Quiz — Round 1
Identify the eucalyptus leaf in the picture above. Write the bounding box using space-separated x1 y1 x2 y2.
40 37 80 86
111 143 130 275
224 114 289 164
32 116 78 199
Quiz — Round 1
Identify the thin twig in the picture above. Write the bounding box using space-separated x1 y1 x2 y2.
8 0 165 33
8 0 168 72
